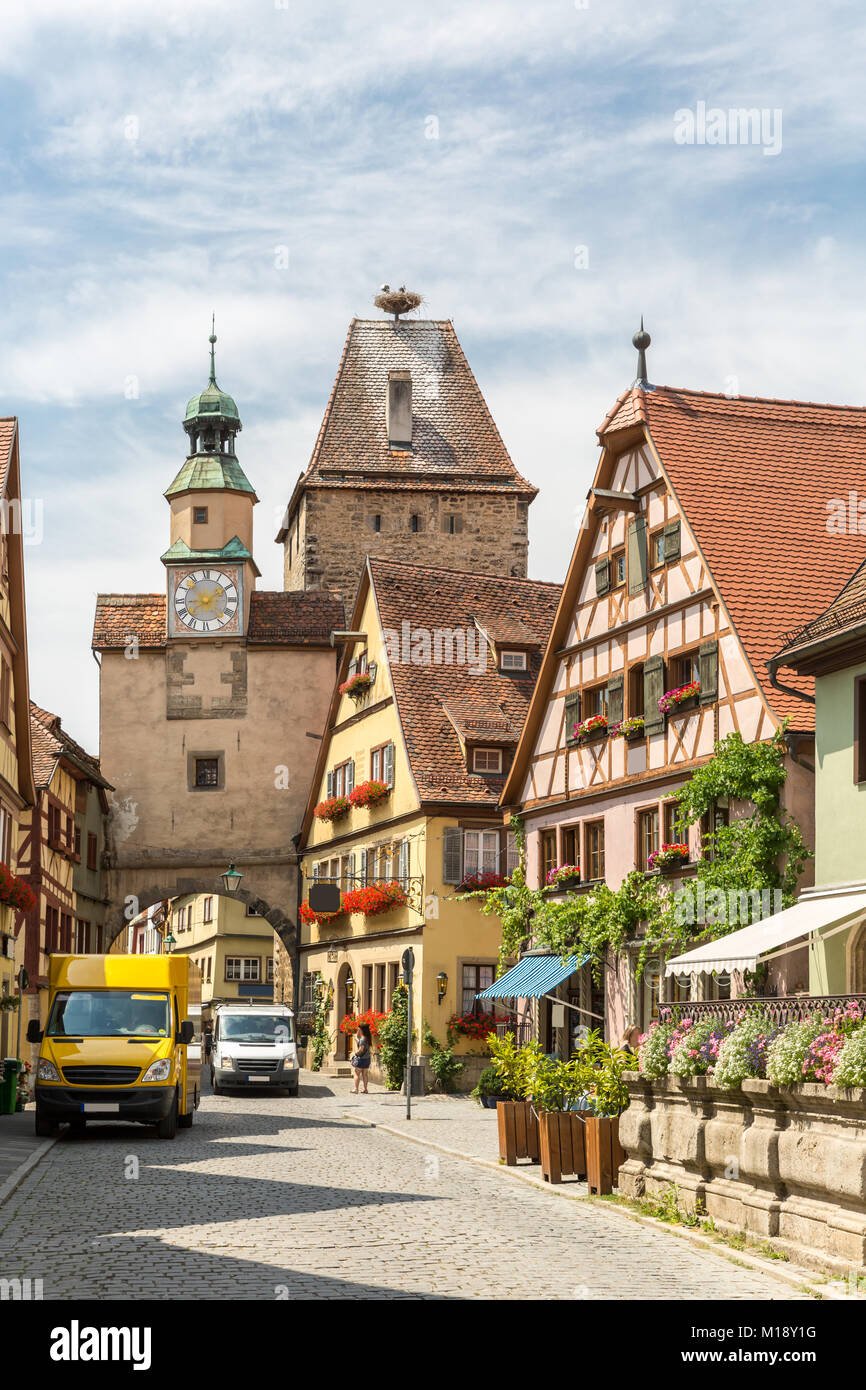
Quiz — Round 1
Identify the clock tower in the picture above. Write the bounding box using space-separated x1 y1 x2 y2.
162 327 258 637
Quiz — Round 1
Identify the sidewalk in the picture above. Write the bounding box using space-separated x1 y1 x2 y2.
0 1108 56 1207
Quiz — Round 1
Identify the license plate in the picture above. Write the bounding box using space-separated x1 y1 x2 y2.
82 1103 120 1113
247 1076 269 1083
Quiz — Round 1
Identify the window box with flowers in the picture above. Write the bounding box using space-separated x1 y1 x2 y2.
609 716 645 741
339 1007 389 1045
447 1010 516 1043
339 670 373 700
545 863 581 891
299 897 347 927
0 864 37 914
658 680 700 716
458 870 510 893
348 779 390 810
343 881 408 917
574 714 608 744
313 795 350 823
647 842 690 873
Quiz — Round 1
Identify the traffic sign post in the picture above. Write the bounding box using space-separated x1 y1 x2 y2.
16 966 28 1066
401 947 414 1120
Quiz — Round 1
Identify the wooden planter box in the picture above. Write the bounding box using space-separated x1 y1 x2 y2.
497 1100 539 1165
659 857 690 876
549 874 581 892
584 1115 626 1194
538 1110 587 1184
665 696 698 717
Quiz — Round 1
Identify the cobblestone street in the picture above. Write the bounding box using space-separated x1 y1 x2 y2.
0 1076 808 1300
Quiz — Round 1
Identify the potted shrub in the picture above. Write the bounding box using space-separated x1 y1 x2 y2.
609 716 645 741
658 679 700 716
313 795 350 822
523 1053 588 1184
573 714 608 744
471 1065 511 1109
488 1033 541 1165
348 779 390 810
647 842 689 873
545 863 581 891
339 670 373 700
574 1032 630 1194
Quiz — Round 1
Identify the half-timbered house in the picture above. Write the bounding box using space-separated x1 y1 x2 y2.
498 332 866 1048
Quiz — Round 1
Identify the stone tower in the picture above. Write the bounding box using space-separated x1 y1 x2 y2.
276 316 537 604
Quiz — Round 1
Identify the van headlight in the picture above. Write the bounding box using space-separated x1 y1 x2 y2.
219 1055 234 1069
142 1058 172 1083
37 1058 61 1082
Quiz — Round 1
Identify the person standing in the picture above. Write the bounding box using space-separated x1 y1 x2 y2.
350 1021 372 1094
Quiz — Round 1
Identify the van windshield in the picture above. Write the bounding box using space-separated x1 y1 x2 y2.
47 990 172 1038
219 1014 293 1043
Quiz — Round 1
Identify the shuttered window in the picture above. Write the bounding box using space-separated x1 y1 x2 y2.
564 690 581 746
326 770 334 797
606 673 624 725
595 558 610 596
442 826 462 884
663 520 681 561
699 640 719 705
643 656 666 735
627 517 648 595
398 839 410 887
505 831 520 876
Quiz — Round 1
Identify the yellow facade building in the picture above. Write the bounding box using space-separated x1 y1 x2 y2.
165 892 276 1015
297 558 560 1088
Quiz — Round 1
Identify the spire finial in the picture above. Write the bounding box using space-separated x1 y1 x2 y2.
632 316 651 386
208 314 217 385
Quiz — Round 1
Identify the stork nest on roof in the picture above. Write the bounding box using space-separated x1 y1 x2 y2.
373 288 423 318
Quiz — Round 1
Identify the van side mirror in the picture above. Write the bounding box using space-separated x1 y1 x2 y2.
26 1020 43 1044
179 1020 195 1045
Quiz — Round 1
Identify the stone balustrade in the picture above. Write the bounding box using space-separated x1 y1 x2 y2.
618 1071 866 1275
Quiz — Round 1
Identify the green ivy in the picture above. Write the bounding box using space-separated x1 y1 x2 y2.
377 984 411 1090
309 975 332 1072
421 1021 464 1093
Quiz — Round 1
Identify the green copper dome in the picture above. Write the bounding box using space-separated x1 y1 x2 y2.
183 324 242 428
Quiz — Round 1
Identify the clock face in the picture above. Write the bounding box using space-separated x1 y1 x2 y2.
173 568 239 633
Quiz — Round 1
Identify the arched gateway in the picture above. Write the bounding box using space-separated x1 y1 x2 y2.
93 333 344 999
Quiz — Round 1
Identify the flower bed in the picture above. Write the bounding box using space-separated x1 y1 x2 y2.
313 795 350 822
458 870 509 892
609 716 645 739
339 671 373 699
545 863 581 888
658 679 700 715
646 842 689 872
299 898 346 926
348 779 390 810
638 998 866 1088
573 714 608 743
0 864 37 914
343 880 407 916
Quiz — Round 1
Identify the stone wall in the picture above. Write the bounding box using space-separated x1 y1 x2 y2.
619 1072 866 1276
284 486 529 601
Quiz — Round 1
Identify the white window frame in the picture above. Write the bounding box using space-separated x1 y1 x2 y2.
463 830 499 877
500 650 527 671
472 747 502 773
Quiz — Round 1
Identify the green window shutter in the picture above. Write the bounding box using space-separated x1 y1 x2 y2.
663 520 681 561
564 690 581 745
699 640 719 704
383 742 395 788
442 827 463 885
643 656 666 734
606 674 624 724
628 518 648 595
595 558 610 596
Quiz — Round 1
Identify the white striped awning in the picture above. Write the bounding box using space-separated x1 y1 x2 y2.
663 887 866 977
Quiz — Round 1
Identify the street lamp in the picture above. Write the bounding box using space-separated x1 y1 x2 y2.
163 931 176 954
436 971 448 1003
221 863 243 895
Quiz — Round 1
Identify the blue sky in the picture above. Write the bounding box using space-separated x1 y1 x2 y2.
1 0 864 748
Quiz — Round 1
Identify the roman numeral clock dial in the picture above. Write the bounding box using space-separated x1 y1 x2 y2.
173 569 239 633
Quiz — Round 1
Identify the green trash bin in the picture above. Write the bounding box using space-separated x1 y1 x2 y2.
0 1058 19 1115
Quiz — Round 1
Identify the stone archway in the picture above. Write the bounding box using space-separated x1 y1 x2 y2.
103 866 299 1003
847 920 866 993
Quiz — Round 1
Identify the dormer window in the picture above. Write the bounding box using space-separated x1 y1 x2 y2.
473 748 503 773
500 650 527 672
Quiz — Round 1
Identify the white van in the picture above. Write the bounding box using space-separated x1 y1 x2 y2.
210 1003 298 1096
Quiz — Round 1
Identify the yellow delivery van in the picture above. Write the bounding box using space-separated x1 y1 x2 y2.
28 954 201 1139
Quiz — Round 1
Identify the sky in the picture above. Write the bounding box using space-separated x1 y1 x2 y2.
1 0 865 749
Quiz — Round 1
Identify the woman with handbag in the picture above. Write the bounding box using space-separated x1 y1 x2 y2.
350 1021 373 1094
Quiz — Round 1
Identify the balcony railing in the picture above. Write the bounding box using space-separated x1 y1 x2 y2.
662 993 866 1029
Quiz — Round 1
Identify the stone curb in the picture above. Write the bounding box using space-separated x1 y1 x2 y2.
0 1136 57 1211
346 1112 847 1300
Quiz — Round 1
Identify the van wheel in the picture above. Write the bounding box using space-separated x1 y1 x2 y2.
156 1090 178 1140
35 1105 57 1138
212 1075 222 1096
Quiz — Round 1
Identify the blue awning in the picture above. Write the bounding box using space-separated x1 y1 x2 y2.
476 954 589 1000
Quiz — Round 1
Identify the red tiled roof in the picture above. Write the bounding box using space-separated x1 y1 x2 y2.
370 559 561 805
0 418 16 497
30 701 108 788
92 591 344 649
600 385 866 724
289 319 537 501
775 556 866 666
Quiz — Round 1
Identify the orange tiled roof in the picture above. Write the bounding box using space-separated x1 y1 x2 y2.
775 556 866 666
92 591 343 649
0 417 16 497
599 385 866 723
30 701 108 788
293 319 537 498
370 558 561 805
